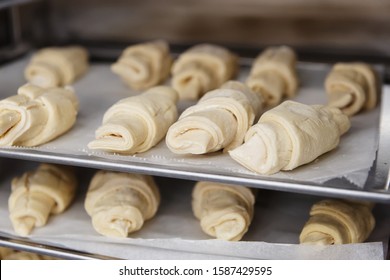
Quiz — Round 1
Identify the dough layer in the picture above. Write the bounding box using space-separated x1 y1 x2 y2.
246 46 298 107
166 81 263 154
192 181 256 241
84 171 160 238
325 62 377 116
299 199 375 245
111 40 172 90
8 164 77 236
171 44 238 100
229 100 350 174
25 46 88 88
0 84 79 147
88 86 178 154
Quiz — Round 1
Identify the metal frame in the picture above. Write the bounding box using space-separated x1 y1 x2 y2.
0 235 116 260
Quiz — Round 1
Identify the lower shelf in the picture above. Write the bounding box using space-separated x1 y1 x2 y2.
0 159 389 260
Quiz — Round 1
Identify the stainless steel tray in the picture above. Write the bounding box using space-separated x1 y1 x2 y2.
0 159 388 260
0 55 389 203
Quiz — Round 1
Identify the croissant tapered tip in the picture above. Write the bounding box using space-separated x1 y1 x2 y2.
300 232 334 245
167 129 213 154
110 219 133 238
0 110 20 136
229 132 269 174
213 219 246 241
13 217 36 237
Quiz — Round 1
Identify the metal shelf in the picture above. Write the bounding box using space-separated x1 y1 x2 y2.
0 57 389 203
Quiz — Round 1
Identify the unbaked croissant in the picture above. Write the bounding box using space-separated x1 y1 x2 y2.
8 164 77 236
2 250 57 260
111 40 172 90
0 247 14 259
166 81 263 154
25 46 88 88
0 84 79 146
84 171 160 238
4 252 41 260
229 100 350 175
0 84 79 147
325 62 378 116
192 181 256 241
88 86 178 154
171 44 238 100
246 46 298 107
299 199 375 245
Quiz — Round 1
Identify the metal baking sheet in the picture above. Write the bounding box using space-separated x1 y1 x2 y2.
0 159 389 260
0 55 389 203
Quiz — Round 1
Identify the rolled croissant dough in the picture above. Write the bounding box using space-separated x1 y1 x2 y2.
246 46 298 107
230 100 350 175
85 171 160 238
0 84 79 147
8 163 77 236
25 46 89 88
192 181 256 241
88 86 178 154
166 81 263 154
111 40 172 90
171 44 238 100
299 199 375 245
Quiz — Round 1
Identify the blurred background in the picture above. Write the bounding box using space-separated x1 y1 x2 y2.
1 0 390 65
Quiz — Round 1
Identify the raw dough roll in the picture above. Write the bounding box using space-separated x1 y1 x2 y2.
0 84 79 147
25 46 89 88
171 44 238 100
192 181 256 241
299 199 375 245
3 250 57 260
4 252 41 260
325 62 378 116
0 247 14 259
229 100 350 175
166 81 263 154
8 164 77 236
88 86 178 154
85 171 160 238
246 46 298 107
111 40 172 90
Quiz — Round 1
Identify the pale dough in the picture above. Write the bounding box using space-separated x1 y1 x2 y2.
111 40 172 90
299 199 375 245
0 247 14 259
0 84 79 147
166 81 263 154
84 171 160 238
88 86 178 154
325 62 377 116
8 164 77 236
229 100 350 175
2 251 57 260
192 181 256 241
25 46 89 88
171 44 238 100
246 46 298 107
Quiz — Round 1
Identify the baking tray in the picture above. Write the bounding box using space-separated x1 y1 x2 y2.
0 159 389 260
0 55 389 203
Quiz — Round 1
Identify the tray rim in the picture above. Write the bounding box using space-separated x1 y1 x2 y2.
0 147 389 203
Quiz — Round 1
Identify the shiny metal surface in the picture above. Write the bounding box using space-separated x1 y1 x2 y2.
0 235 116 260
